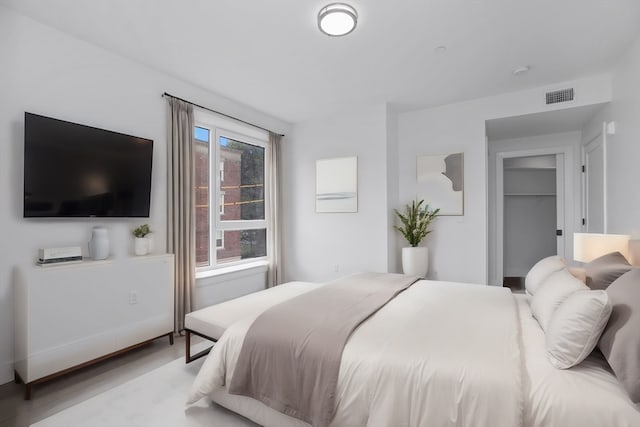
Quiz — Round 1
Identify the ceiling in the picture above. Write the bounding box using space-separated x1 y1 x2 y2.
2 0 640 124
486 103 607 140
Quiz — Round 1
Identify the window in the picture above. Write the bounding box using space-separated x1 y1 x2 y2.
194 112 269 271
194 127 211 267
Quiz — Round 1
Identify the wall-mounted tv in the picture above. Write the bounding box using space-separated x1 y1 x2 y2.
24 112 153 218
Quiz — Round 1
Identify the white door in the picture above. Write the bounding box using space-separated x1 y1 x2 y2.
584 128 606 233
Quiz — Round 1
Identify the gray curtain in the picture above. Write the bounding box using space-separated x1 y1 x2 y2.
167 98 195 333
267 132 282 287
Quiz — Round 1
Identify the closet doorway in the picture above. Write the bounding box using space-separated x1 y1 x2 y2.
498 153 564 290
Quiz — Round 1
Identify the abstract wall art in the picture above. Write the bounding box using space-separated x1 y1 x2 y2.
417 152 464 215
315 156 358 213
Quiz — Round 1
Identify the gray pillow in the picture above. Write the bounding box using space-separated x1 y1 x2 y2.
585 252 632 290
598 269 640 402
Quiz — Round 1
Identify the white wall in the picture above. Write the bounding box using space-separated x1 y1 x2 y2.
282 104 392 282
581 35 640 235
398 78 611 284
0 7 290 384
385 106 401 274
609 36 640 235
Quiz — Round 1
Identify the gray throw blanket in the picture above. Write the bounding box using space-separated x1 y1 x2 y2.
228 272 420 427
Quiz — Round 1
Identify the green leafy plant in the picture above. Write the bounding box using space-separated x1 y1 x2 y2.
394 200 439 247
132 224 151 238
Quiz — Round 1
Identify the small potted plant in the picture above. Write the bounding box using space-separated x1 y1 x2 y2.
132 224 151 256
394 200 439 277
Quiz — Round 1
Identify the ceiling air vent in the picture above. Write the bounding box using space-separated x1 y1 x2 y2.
546 88 574 105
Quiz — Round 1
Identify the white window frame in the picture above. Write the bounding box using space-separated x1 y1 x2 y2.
194 109 270 273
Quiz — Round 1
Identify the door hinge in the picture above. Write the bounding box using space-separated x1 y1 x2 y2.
582 218 586 226
581 165 585 173
556 229 563 236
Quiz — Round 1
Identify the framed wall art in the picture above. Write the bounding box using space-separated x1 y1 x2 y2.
417 152 464 215
315 156 358 213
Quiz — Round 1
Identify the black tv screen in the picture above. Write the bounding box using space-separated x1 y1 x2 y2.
24 112 153 218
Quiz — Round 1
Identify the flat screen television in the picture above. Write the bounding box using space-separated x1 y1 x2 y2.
24 112 153 218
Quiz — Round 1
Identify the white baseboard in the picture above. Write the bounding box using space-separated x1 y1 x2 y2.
0 359 13 385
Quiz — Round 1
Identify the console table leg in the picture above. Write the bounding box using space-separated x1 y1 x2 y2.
24 384 32 400
169 332 174 346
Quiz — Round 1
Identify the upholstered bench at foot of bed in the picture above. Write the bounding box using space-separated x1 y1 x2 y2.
184 281 322 363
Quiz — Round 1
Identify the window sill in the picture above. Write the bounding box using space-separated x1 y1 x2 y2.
196 260 269 281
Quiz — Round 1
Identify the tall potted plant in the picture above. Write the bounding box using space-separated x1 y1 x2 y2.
394 200 439 277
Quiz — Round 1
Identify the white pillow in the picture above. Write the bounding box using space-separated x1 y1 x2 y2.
546 290 612 369
531 268 588 331
525 256 566 295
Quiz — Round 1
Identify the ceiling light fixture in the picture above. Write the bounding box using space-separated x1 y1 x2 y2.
318 3 358 37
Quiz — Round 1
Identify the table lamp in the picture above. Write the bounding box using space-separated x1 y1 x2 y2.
573 233 631 263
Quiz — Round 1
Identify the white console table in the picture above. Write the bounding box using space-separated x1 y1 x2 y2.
13 254 174 399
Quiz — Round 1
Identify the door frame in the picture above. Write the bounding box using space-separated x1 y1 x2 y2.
555 152 566 257
495 146 574 285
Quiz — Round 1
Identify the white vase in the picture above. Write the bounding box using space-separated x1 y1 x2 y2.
88 226 109 260
134 237 149 256
402 246 429 277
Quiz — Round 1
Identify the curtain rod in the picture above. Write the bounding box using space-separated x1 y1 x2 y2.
162 92 285 137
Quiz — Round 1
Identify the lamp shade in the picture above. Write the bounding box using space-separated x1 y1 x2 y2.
573 233 630 263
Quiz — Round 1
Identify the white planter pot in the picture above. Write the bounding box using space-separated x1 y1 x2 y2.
134 237 149 256
402 246 429 277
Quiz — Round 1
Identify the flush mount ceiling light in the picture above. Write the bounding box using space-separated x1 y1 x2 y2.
318 3 358 37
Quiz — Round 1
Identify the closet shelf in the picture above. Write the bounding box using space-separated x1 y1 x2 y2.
504 193 556 196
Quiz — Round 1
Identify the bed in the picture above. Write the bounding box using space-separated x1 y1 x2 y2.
186 270 640 427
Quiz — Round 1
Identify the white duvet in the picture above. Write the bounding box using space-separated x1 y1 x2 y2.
188 280 524 427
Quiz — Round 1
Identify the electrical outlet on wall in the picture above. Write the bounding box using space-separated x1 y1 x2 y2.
129 291 138 305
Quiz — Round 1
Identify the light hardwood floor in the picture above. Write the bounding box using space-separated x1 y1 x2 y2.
0 335 225 427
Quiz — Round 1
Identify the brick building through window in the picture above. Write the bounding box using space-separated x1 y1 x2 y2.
195 143 244 265
194 121 268 270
